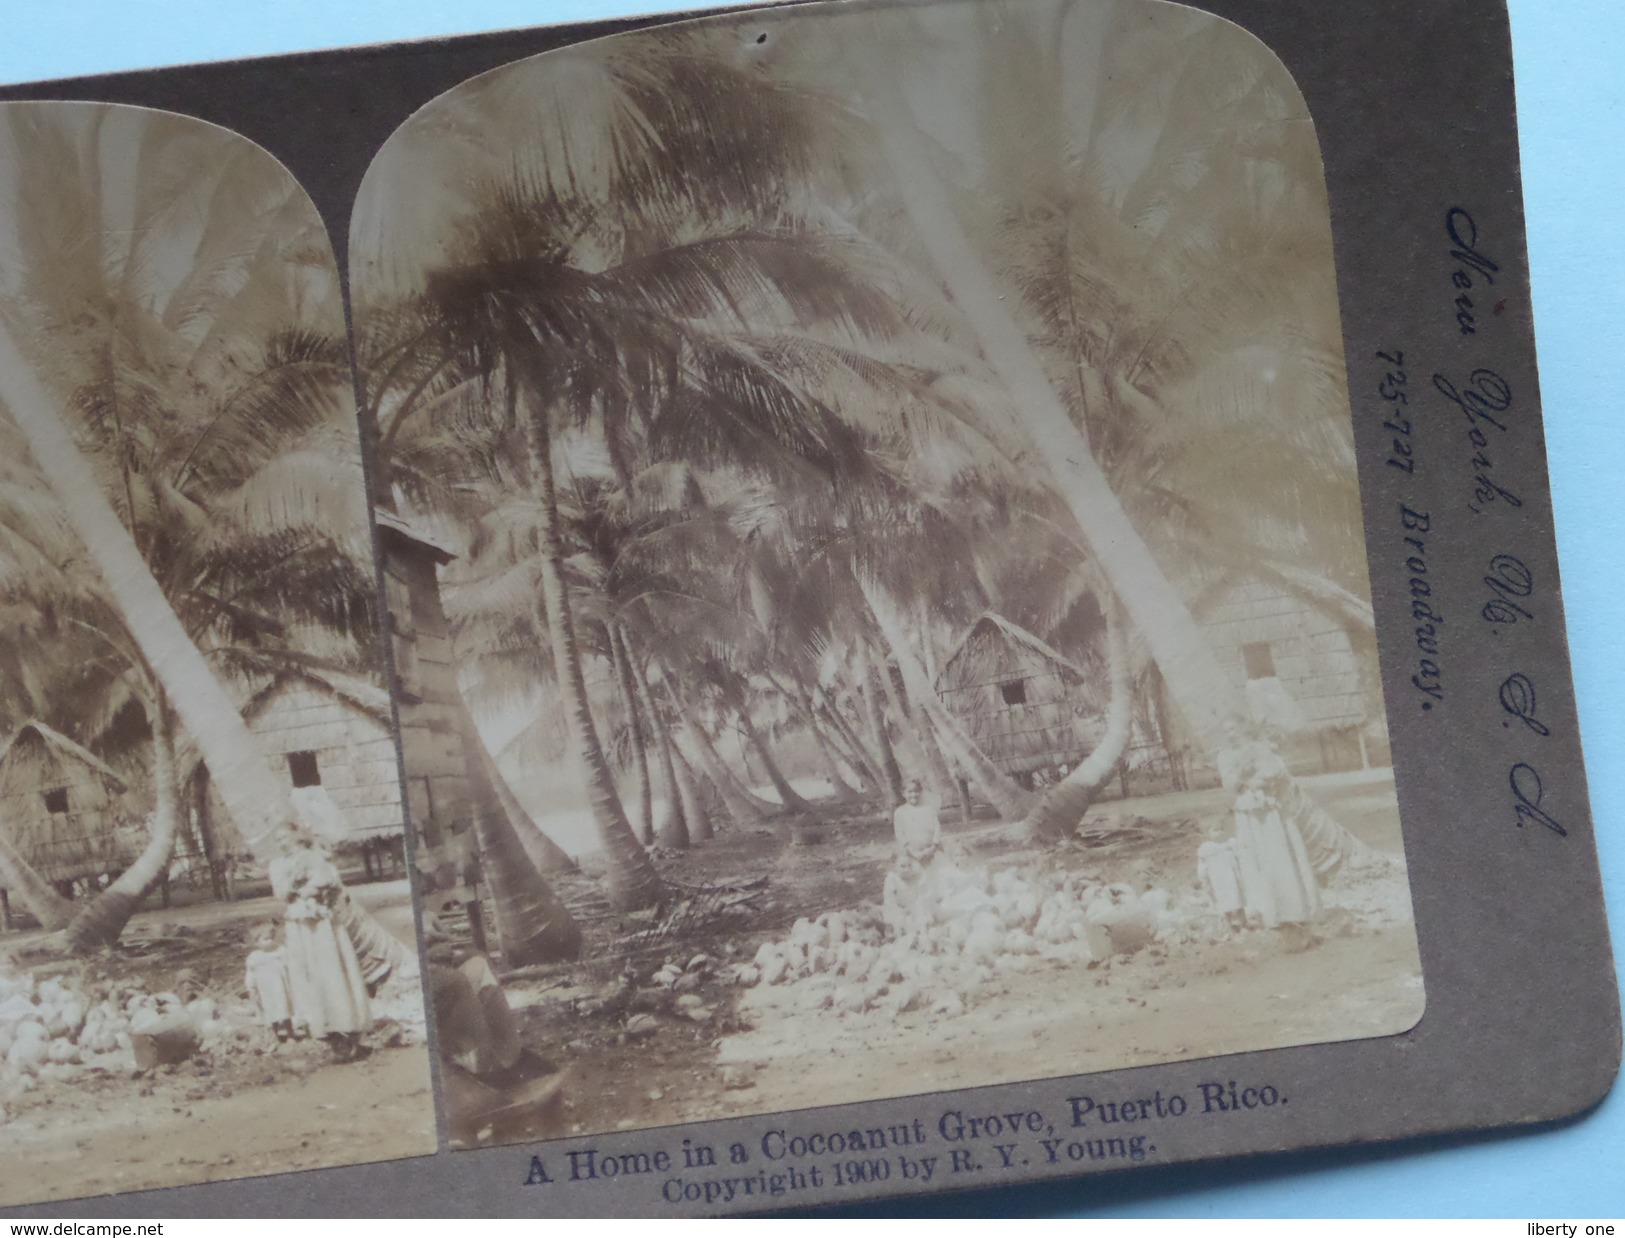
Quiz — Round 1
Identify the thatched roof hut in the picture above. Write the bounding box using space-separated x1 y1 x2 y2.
0 721 136 883
937 570 1385 794
935 613 1109 776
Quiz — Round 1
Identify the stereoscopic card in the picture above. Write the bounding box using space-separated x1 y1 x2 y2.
0 0 1616 1217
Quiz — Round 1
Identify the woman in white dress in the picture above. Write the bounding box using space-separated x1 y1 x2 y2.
1216 734 1322 931
1231 783 1321 928
268 821 372 1060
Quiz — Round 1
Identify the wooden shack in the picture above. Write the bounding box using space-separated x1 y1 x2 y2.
0 721 135 895
935 613 1112 778
936 568 1386 800
1190 570 1382 771
377 509 580 965
188 667 406 881
376 510 471 861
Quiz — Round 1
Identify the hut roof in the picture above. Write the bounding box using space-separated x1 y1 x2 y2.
241 667 392 725
0 721 127 793
1190 564 1375 633
376 509 457 565
938 612 1091 686
1258 563 1376 633
176 666 392 786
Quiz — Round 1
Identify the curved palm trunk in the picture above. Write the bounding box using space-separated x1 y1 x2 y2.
651 717 690 850
871 644 954 803
819 695 886 794
64 697 180 953
927 729 960 804
857 65 1371 870
0 320 418 977
668 689 781 819
674 721 771 830
853 648 904 803
1027 597 1133 843
775 673 862 796
608 625 655 845
1280 776 1386 874
710 731 783 817
437 657 584 964
447 667 582 963
632 661 692 849
0 819 73 930
467 793 584 966
670 748 714 843
925 726 967 821
875 659 942 801
805 715 863 798
193 768 226 901
861 577 1031 819
530 404 662 912
735 709 809 813
819 713 876 794
469 730 579 876
809 719 866 796
920 677 1030 819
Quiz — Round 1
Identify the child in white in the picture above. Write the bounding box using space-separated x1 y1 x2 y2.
245 922 295 1042
883 779 946 935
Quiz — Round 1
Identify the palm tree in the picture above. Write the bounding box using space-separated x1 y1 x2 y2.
822 6 1380 863
1024 592 1133 842
605 624 656 844
0 103 413 966
358 192 910 901
0 323 310 926
357 5 1385 896
848 32 1229 746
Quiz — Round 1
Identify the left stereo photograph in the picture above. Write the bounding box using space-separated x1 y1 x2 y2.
0 101 437 1207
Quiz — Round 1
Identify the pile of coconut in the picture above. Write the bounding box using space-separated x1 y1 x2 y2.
0 965 264 1116
734 864 1190 1019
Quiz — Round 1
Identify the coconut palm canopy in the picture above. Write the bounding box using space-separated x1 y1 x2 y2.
350 0 1388 875
0 106 382 726
335 0 1422 1151
0 101 393 951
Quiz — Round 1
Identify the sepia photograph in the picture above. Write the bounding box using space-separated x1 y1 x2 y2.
0 102 435 1205
349 0 1424 1149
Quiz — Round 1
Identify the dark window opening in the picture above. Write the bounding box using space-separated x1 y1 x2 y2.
42 787 69 814
287 750 321 788
1242 642 1277 680
999 679 1028 706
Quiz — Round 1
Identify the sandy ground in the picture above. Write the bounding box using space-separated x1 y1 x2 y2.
4 1036 436 1206
502 769 1422 1142
0 880 436 1209
711 909 1421 1119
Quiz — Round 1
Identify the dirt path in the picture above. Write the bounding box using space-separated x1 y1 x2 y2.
0 878 437 1208
504 770 1423 1142
712 920 1422 1119
6 1041 435 1206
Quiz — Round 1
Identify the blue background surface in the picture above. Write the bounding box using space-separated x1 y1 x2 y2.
0 0 1618 1218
